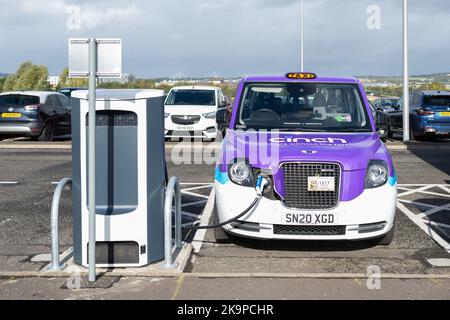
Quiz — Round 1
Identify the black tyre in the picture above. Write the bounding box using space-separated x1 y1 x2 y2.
386 126 394 139
375 217 396 246
213 204 231 244
39 121 54 141
408 127 416 142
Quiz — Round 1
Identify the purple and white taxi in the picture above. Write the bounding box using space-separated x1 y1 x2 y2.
214 73 397 244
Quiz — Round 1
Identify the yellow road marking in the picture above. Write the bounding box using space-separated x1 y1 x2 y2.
171 274 185 300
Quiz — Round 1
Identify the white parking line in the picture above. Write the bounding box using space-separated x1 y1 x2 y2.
397 199 438 210
397 185 434 197
180 182 213 186
420 203 450 217
397 184 450 254
191 187 215 253
181 190 210 199
181 185 213 192
0 181 18 185
437 185 450 194
424 220 450 230
397 202 450 253
399 184 450 187
181 200 207 208
418 190 450 198
181 211 202 219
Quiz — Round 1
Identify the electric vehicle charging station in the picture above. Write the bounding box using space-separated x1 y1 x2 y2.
71 89 166 267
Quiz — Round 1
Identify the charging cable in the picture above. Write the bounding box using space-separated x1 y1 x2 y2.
184 176 270 230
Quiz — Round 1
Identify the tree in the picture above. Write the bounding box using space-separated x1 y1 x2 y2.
0 77 6 93
58 67 88 89
2 61 51 92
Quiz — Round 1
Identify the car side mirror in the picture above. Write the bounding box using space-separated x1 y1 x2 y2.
377 126 387 139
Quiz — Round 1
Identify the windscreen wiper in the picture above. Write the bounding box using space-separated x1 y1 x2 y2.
331 128 372 133
277 128 328 132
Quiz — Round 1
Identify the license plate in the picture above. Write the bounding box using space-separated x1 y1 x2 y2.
1 113 21 118
177 126 194 131
307 177 335 191
282 212 337 225
439 112 450 117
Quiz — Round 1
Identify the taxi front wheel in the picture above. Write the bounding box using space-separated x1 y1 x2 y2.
213 204 231 244
375 222 395 246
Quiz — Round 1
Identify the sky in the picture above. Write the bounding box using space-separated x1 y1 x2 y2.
0 0 449 78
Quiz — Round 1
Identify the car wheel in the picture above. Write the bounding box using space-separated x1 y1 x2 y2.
221 127 227 138
213 203 231 244
39 121 54 141
409 127 417 142
376 225 395 245
386 125 394 139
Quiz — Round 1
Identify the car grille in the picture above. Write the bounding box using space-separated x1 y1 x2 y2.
273 224 346 236
281 162 341 209
171 115 201 125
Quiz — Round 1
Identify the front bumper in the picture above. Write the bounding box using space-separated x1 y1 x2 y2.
165 117 218 139
215 180 397 241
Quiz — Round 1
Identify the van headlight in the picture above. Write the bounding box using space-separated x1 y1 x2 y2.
228 160 254 187
202 111 216 119
365 160 388 189
164 113 170 118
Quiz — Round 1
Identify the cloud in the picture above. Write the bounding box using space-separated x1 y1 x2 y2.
0 0 449 78
16 0 141 30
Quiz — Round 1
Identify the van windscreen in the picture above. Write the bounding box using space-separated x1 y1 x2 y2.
165 90 216 106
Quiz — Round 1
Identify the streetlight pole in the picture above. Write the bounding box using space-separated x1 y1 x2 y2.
301 0 304 72
403 0 410 142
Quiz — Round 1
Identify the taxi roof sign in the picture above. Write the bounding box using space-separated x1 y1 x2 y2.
286 72 317 79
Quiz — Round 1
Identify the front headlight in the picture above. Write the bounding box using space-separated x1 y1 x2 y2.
202 111 216 119
228 160 254 187
164 112 170 118
365 160 388 189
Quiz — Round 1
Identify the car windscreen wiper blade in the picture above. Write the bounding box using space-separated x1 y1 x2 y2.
277 128 328 132
331 128 372 133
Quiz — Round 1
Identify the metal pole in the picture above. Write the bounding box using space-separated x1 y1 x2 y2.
88 38 97 282
50 178 72 271
300 0 304 72
163 177 179 269
403 0 410 142
175 180 182 249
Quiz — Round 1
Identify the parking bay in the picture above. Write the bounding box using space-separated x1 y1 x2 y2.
0 147 449 276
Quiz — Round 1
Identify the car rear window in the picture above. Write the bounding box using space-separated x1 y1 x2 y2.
0 95 40 106
424 95 450 107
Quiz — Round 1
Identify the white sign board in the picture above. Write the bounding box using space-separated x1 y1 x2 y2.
68 38 122 78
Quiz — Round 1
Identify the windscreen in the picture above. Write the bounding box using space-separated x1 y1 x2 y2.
165 89 216 106
0 94 40 106
381 99 397 107
235 83 371 132
424 95 450 107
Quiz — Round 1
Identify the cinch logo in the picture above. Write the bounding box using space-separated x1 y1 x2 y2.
270 137 348 144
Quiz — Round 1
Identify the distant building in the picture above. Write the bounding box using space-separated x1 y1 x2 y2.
47 76 60 87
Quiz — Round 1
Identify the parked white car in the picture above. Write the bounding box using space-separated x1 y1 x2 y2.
164 86 226 140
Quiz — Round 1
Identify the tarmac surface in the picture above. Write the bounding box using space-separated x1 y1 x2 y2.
0 139 449 299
